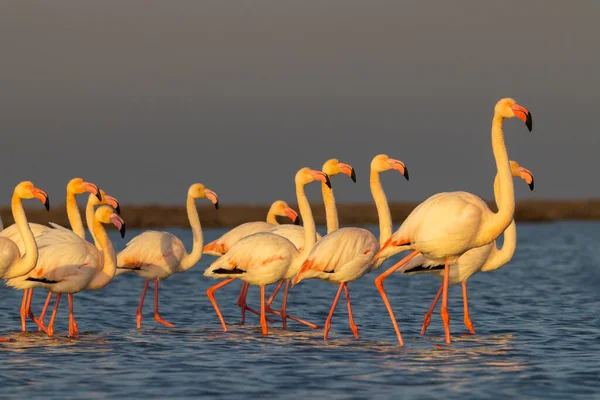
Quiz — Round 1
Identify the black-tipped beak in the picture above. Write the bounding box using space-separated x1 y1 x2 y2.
324 174 331 189
350 168 356 183
44 197 50 211
526 112 532 132
294 215 301 225
119 224 126 238
214 201 219 210
403 166 409 181
95 186 102 201
528 178 534 191
115 204 121 215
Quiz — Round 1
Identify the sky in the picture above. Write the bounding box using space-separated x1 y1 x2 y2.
1 1 598 208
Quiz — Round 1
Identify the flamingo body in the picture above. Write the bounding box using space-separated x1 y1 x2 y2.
203 221 275 256
267 225 322 253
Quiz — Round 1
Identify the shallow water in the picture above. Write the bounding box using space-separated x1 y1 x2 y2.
0 222 599 399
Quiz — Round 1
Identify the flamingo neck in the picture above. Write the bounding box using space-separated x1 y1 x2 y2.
66 191 85 240
3 194 38 279
179 195 204 271
265 205 279 225
476 114 515 246
370 168 392 246
85 195 101 250
297 182 316 257
85 219 116 290
322 180 339 234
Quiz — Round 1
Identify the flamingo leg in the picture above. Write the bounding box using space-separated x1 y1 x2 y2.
265 279 321 329
260 285 268 336
236 282 271 323
324 283 344 340
23 289 47 333
441 261 451 344
265 280 284 308
462 281 475 334
47 294 62 338
343 283 359 339
20 289 29 332
280 280 289 330
421 284 443 335
67 294 79 338
153 279 175 328
37 292 54 331
206 278 236 332
136 280 150 329
374 251 420 346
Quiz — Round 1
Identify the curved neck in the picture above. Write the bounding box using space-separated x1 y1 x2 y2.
86 196 101 250
370 168 392 246
66 191 85 239
475 114 515 246
4 194 39 279
322 181 338 234
85 220 117 290
298 182 316 257
179 195 204 271
265 205 279 225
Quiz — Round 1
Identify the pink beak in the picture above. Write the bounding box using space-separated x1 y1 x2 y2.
205 189 219 209
82 182 102 201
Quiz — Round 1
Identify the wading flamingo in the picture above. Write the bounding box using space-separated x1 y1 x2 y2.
202 200 299 322
204 168 329 335
246 159 356 329
35 190 121 330
291 154 409 339
6 205 125 338
372 97 532 345
0 177 101 331
116 183 218 329
400 161 534 335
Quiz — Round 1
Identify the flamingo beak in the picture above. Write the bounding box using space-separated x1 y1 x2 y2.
338 163 356 183
32 188 50 211
205 189 219 209
510 103 533 132
310 170 331 188
110 214 126 238
389 159 409 181
82 182 102 201
284 207 299 224
520 167 535 191
105 195 121 215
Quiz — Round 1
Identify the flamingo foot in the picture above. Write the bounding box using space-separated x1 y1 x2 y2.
154 314 175 328
464 317 476 335
265 305 322 329
421 314 432 335
0 337 16 342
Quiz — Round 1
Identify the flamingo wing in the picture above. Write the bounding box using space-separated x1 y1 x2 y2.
116 230 185 275
267 225 322 251
203 221 275 256
0 222 51 253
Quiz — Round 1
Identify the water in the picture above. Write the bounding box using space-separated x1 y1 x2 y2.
0 222 599 399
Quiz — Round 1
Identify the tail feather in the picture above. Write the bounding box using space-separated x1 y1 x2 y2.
203 241 227 256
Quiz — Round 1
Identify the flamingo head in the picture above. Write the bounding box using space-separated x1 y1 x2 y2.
322 159 356 183
68 178 102 201
88 189 121 214
188 183 219 209
495 98 533 132
95 205 126 238
296 168 331 188
15 181 50 211
509 160 535 191
371 154 409 180
270 200 299 225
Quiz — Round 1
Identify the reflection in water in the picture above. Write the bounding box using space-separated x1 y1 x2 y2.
0 224 598 399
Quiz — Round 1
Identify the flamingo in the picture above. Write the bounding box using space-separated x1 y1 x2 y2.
399 160 534 336
202 200 299 322
35 189 121 330
0 182 49 341
203 168 329 335
6 205 125 338
116 183 219 329
0 177 101 331
291 154 409 339
371 97 533 345
247 159 356 329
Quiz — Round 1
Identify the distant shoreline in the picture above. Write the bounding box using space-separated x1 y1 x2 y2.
2 200 599 229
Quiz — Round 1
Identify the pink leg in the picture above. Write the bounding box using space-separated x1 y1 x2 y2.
260 285 268 336
20 289 29 332
343 283 359 338
324 283 345 340
237 281 272 323
153 279 175 327
265 280 284 308
265 279 321 329
68 294 79 338
206 278 236 332
280 280 289 330
462 281 475 334
37 292 54 332
421 284 443 335
47 294 62 338
374 251 421 346
136 280 150 329
441 261 451 345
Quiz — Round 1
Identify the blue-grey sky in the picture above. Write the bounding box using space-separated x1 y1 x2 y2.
1 1 598 207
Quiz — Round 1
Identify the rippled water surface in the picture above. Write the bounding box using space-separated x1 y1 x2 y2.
1 222 599 399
